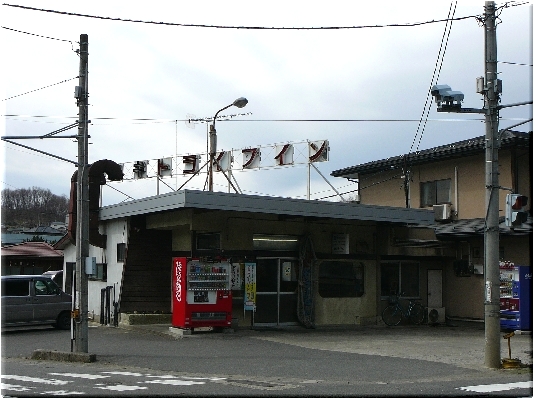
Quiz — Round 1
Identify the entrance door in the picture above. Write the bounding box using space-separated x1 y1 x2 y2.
427 270 443 308
254 258 298 326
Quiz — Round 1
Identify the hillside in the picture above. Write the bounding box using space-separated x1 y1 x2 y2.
1 187 69 229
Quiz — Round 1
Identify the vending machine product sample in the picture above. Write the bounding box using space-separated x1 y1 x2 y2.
172 257 233 329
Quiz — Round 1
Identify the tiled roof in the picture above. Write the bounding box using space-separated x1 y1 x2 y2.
1 242 64 258
331 130 532 177
426 216 532 239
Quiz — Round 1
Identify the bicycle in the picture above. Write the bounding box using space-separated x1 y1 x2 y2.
382 294 425 326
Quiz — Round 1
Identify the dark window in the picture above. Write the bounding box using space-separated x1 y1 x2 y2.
381 262 420 297
89 264 107 281
318 261 364 298
65 262 75 294
117 243 127 262
2 279 30 296
196 233 220 250
420 179 451 207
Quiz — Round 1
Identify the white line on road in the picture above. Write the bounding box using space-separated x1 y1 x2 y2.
95 383 148 392
1 375 70 385
0 383 32 392
458 381 533 393
49 373 109 379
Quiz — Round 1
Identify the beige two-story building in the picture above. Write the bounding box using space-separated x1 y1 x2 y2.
331 130 532 321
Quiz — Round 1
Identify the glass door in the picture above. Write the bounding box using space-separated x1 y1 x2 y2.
254 258 298 326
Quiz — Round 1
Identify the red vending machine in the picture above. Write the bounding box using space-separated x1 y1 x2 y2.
172 257 232 329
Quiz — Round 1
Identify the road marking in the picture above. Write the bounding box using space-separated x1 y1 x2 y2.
181 376 227 381
49 373 109 379
142 379 206 386
95 384 148 392
1 375 70 385
458 381 533 393
41 390 86 396
1 383 32 392
103 371 144 377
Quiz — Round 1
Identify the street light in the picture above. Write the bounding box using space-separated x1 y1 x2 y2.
208 97 248 191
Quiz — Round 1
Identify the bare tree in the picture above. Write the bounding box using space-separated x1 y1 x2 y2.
1 187 68 228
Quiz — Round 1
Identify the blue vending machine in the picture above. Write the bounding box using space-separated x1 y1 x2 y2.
500 264 532 331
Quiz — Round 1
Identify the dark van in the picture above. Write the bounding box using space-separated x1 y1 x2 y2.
1 275 72 330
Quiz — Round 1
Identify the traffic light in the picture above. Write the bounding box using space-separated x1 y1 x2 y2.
505 193 528 227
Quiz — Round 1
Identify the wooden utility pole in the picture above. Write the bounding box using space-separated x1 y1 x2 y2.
75 33 90 353
483 1 501 369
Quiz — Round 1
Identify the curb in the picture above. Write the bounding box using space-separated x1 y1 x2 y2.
31 349 97 363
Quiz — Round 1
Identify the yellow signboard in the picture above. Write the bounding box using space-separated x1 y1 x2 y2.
244 263 256 311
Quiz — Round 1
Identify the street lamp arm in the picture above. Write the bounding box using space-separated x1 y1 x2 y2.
212 103 234 129
497 100 533 110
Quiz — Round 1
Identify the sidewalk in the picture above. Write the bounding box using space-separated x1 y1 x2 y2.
121 321 532 371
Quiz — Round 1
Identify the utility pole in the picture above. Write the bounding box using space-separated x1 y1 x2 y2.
482 1 501 369
432 1 504 368
75 33 89 353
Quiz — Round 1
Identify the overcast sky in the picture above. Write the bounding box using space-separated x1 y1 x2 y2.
1 1 532 209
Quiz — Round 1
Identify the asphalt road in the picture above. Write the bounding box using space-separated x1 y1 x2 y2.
1 324 533 397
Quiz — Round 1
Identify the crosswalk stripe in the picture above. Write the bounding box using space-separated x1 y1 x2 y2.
458 381 533 393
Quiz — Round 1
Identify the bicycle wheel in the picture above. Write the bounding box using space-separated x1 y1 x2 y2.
382 305 402 326
409 303 425 325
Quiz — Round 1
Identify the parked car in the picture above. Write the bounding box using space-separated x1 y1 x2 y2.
1 275 72 330
42 270 63 288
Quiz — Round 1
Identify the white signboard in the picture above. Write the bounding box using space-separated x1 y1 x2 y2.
332 233 349 254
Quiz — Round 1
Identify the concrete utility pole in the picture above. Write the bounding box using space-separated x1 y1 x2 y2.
75 33 90 353
483 1 501 369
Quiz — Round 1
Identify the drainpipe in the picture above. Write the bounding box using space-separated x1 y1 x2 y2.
454 166 459 219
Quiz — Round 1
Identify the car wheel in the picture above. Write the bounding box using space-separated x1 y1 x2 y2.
54 311 71 330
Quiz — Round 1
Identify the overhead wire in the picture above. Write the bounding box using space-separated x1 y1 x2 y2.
2 114 488 123
2 76 79 101
357 2 457 199
1 25 76 51
498 61 533 67
410 1 457 155
2 3 482 30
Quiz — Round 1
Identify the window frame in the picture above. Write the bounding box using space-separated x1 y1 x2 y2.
318 260 365 298
117 243 127 262
88 263 107 281
420 179 451 207
380 261 420 299
195 232 221 251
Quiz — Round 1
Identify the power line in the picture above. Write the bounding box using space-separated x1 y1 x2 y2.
3 4 482 30
1 26 75 50
498 61 533 67
410 1 457 155
2 115 489 122
2 76 79 101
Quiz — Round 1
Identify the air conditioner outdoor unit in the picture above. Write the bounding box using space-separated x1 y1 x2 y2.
472 264 484 275
433 204 451 221
427 307 446 324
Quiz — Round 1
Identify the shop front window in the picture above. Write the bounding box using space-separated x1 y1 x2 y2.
318 261 364 298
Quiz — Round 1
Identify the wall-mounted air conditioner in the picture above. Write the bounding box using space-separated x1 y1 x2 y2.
433 204 451 221
472 264 484 275
427 307 446 325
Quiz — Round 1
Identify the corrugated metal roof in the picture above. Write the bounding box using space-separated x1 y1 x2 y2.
99 189 434 226
331 130 531 178
1 242 64 258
